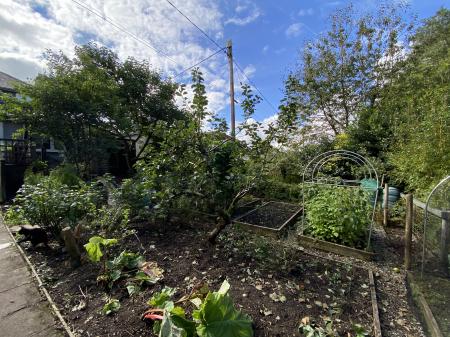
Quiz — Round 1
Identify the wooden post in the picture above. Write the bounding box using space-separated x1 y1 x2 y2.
405 194 413 270
440 211 449 276
227 40 236 139
383 183 389 226
61 227 81 268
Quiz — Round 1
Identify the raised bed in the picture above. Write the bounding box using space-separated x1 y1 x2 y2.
232 201 303 238
297 234 375 261
407 271 446 337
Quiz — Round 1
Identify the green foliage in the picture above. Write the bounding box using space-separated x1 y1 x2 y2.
193 281 253 337
48 164 82 187
85 240 158 291
148 287 177 309
385 9 450 194
304 187 372 247
101 298 121 316
9 173 100 238
0 43 182 175
147 281 253 337
84 236 118 263
284 3 413 136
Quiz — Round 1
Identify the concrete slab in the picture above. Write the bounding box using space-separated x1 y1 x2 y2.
0 302 57 337
0 249 27 273
0 265 33 293
0 281 42 317
32 324 66 337
0 221 67 337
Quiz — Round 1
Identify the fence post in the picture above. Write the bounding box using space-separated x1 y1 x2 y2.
440 211 449 276
383 183 389 226
404 194 413 270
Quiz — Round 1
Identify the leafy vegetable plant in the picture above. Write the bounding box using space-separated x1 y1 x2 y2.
84 236 163 291
143 280 253 337
101 298 121 315
304 187 372 247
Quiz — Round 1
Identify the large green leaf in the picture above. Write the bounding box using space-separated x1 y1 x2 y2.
84 236 104 262
159 312 196 337
194 281 253 337
84 236 118 262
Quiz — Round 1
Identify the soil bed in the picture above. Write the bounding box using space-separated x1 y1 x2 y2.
236 201 300 229
23 221 374 337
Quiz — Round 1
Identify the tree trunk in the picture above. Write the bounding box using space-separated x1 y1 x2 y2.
207 214 231 244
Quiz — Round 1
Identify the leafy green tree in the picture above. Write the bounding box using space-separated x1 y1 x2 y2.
283 3 413 136
0 43 182 175
384 8 450 193
134 69 296 243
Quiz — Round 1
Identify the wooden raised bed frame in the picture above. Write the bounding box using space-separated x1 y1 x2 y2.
232 201 303 238
297 234 375 261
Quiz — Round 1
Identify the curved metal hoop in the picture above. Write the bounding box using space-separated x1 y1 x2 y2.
301 150 379 250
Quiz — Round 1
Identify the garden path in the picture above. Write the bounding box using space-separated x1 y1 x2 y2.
0 221 64 337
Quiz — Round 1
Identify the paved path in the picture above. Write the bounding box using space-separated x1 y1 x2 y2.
0 223 64 337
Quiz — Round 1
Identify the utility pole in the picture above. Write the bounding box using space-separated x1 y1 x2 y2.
227 40 236 138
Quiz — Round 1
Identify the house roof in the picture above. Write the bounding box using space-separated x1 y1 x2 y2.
0 71 24 92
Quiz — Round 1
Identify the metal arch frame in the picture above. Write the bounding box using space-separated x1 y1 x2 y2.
312 155 372 182
421 175 450 277
304 150 374 182
301 150 379 250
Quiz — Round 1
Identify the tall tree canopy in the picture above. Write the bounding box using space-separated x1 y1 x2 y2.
383 8 450 192
283 3 413 136
1 43 182 175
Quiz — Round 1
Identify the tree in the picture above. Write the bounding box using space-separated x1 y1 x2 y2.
283 3 414 136
1 43 182 175
384 8 450 193
133 69 296 243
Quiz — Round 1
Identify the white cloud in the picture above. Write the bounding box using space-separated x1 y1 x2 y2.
243 64 256 78
298 8 314 16
236 113 278 144
225 0 261 26
0 0 234 115
285 22 303 37
262 45 269 54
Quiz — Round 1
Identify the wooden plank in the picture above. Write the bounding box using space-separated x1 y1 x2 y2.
440 212 449 276
400 193 443 218
233 206 303 238
407 272 444 337
383 183 389 226
297 234 375 261
368 270 382 337
405 194 413 270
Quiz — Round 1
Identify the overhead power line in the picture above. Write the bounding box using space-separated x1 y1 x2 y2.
174 47 226 78
70 0 178 64
233 60 278 113
165 0 223 50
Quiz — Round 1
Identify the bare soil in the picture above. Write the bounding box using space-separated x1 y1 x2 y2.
23 220 375 337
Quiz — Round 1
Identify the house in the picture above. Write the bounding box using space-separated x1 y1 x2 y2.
0 71 63 200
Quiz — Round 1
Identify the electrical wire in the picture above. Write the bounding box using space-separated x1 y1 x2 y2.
174 47 226 78
233 60 278 113
70 0 178 64
165 0 223 50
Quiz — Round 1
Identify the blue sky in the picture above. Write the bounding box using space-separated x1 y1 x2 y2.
1 0 448 126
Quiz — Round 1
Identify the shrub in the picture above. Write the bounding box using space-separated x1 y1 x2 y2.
10 174 100 239
304 187 372 247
